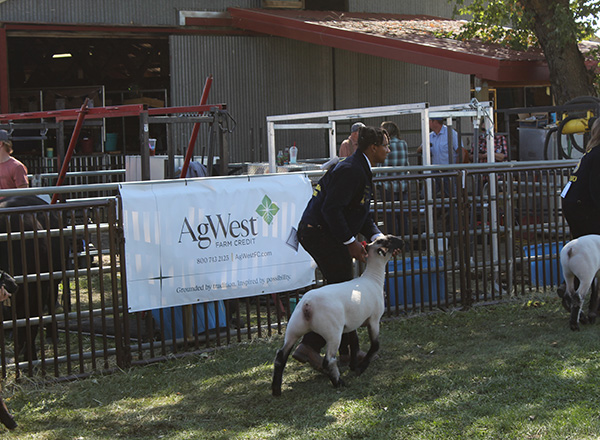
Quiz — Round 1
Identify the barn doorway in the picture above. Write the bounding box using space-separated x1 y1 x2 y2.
7 34 170 155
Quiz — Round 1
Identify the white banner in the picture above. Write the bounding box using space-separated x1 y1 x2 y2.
119 174 316 312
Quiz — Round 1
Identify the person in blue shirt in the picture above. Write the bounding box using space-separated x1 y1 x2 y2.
428 117 462 165
416 118 466 245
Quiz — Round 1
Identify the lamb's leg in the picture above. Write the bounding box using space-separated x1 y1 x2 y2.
588 279 599 324
272 340 295 397
560 274 577 313
323 336 343 388
561 275 579 313
564 273 579 330
0 396 16 430
355 322 380 376
569 275 593 331
569 297 582 331
346 331 360 372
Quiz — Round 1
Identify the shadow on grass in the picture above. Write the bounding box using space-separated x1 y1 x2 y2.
6 294 600 439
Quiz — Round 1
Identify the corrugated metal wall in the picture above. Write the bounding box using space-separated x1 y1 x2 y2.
0 0 461 26
171 32 470 162
170 34 470 163
170 35 336 163
0 0 260 25
333 49 470 157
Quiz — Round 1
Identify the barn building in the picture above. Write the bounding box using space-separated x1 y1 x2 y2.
0 0 580 168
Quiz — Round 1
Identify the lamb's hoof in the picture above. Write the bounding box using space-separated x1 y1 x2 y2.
354 353 378 375
272 387 282 397
0 415 16 430
588 314 597 325
334 378 346 388
570 322 580 331
580 314 589 325
355 363 368 376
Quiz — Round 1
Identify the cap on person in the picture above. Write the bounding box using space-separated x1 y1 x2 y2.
351 122 366 133
430 117 444 122
0 130 9 142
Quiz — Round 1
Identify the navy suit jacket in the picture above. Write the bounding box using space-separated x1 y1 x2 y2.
300 150 381 244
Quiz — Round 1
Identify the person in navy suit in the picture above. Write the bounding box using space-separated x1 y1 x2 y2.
294 126 391 370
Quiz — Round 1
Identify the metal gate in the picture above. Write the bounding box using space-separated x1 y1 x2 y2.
0 198 127 379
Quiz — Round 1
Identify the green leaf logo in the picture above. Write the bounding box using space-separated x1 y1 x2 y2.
256 195 280 225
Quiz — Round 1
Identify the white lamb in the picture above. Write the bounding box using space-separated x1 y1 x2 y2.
272 234 404 396
560 234 600 331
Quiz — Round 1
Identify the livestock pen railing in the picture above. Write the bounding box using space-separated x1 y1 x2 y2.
22 153 126 176
372 160 572 314
0 160 575 381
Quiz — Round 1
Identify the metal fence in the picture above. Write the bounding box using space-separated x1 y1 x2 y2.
0 198 125 379
0 160 574 381
373 161 571 316
22 153 125 176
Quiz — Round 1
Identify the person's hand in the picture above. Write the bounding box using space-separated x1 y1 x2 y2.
391 247 402 258
0 286 11 302
347 240 367 263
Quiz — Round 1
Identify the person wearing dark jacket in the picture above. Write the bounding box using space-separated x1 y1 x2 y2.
293 126 391 370
559 117 600 311
561 117 600 237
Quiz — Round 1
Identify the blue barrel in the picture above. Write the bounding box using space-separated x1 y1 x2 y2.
151 301 227 340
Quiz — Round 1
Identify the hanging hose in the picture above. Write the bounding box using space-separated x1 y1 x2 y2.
555 96 600 159
543 126 560 160
564 96 600 107
557 115 586 155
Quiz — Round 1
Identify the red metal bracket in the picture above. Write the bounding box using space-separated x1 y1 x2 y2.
180 75 213 179
51 99 90 204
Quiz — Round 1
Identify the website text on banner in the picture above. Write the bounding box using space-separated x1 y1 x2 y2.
119 174 315 312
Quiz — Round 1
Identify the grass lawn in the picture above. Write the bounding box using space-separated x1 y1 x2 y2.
3 289 600 439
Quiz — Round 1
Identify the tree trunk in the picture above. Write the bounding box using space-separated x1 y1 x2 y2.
520 0 596 104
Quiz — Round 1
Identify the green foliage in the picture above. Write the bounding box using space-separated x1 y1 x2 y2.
573 0 600 38
451 0 600 50
452 0 535 50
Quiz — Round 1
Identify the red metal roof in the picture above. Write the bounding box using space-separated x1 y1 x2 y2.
227 8 597 84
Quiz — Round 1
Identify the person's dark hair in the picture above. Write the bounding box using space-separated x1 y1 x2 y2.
357 126 387 152
381 121 399 138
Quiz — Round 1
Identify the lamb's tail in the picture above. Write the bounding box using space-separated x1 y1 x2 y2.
302 301 313 322
567 247 575 260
